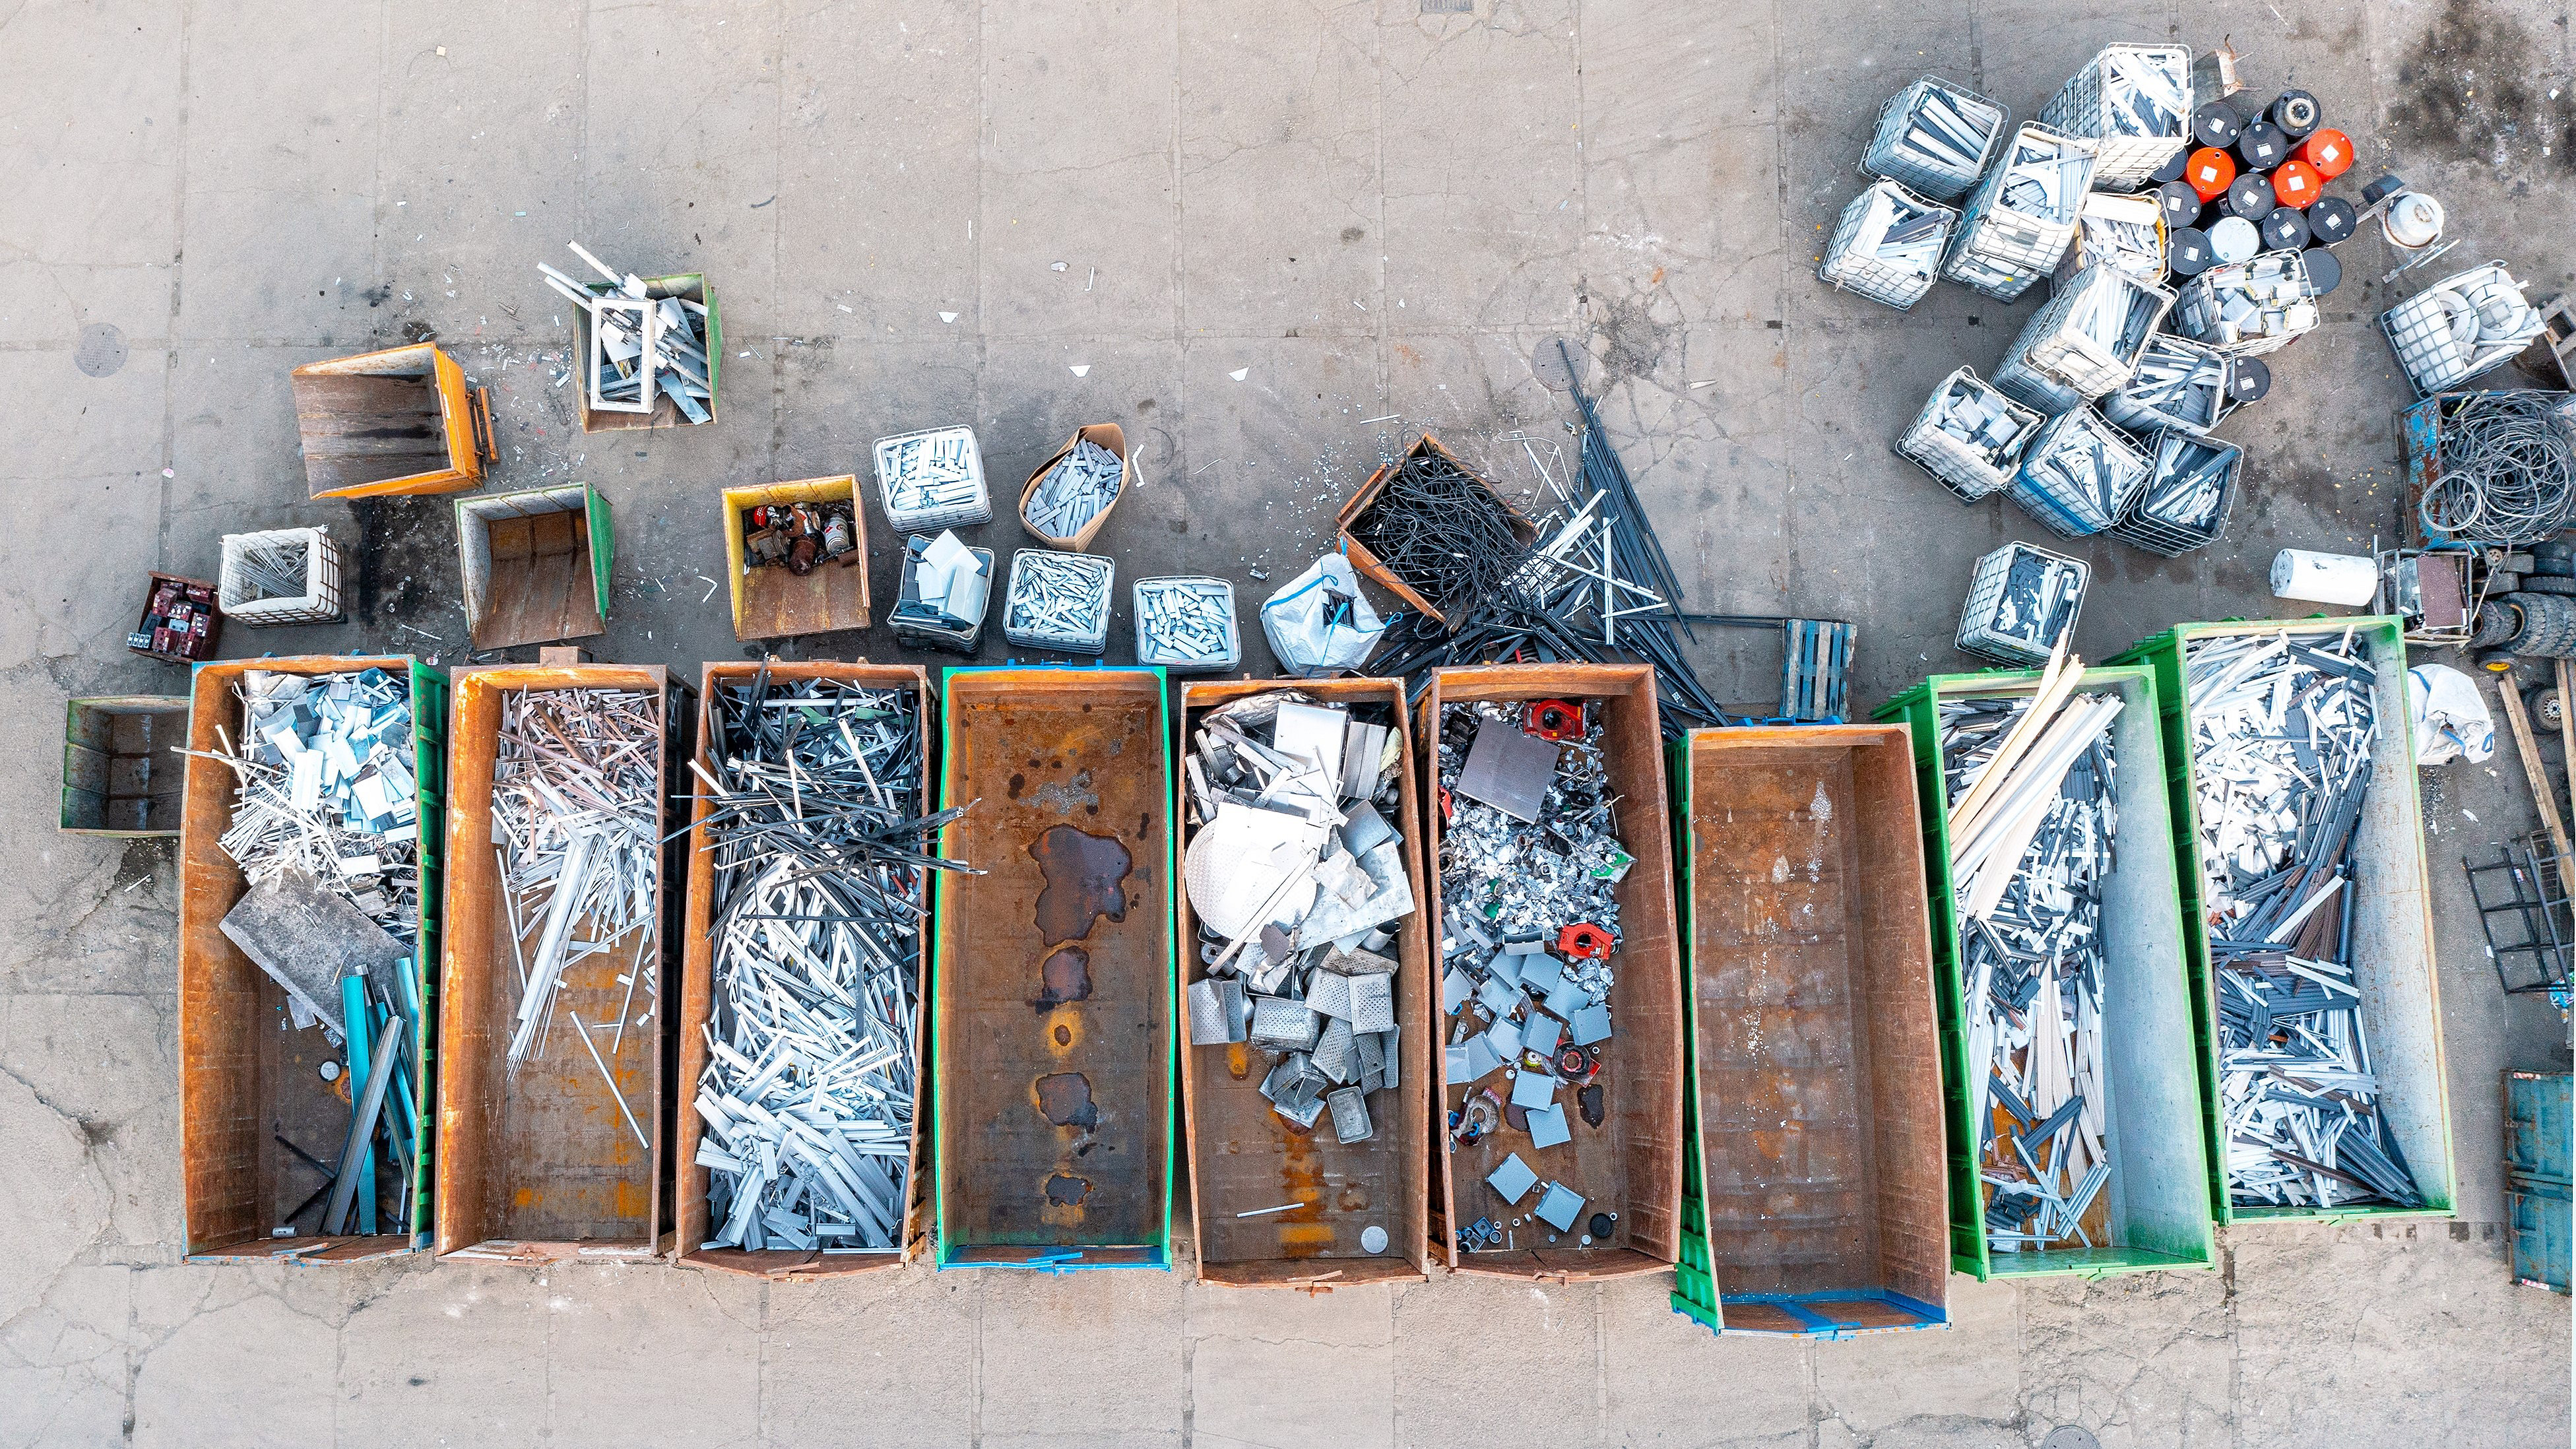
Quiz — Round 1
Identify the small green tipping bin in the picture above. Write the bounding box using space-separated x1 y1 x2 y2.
931 665 1176 1270
2109 618 2455 1225
1877 664 2216 1281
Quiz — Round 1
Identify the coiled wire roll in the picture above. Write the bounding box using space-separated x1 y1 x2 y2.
2420 391 2576 543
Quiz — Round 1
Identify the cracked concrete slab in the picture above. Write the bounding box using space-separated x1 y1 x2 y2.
0 0 2569 1443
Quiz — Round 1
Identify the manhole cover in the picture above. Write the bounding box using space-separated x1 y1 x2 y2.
1531 337 1590 391
2040 1429 2100 1449
75 323 127 378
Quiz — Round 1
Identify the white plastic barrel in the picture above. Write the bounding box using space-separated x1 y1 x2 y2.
2270 548 2378 606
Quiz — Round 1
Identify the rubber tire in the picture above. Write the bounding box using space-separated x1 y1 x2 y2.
2531 538 2576 576
2470 600 2520 649
2491 571 2524 595
2478 648 2520 674
2542 689 2566 730
2522 574 2576 596
2509 591 2576 657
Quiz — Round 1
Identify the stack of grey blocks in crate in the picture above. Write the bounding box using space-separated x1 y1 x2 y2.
1838 46 2280 648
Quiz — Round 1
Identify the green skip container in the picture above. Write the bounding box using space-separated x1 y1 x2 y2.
1877 664 2216 1281
2109 618 2455 1225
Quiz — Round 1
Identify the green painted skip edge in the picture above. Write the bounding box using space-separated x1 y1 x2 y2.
1874 664 2214 1282
930 665 1176 1271
2107 617 2457 1227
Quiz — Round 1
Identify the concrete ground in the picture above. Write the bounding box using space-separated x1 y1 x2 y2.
5 0 2573 1444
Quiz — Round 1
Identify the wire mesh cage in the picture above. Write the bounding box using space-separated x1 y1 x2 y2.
1956 541 2089 666
2103 334 2234 434
2007 404 2151 538
1862 77 2011 203
1895 367 2047 503
1002 549 1114 655
2111 428 2241 556
1819 179 1958 311
1943 125 2098 302
218 527 348 626
2380 262 2551 397
2172 248 2320 356
2036 44 2192 189
873 425 994 532
1132 576 1240 673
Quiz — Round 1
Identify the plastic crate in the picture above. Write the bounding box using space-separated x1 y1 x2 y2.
2003 263 2177 400
2006 406 2150 538
2104 335 2234 434
873 424 994 532
1895 367 2045 502
1942 125 2096 302
2173 249 2319 356
219 527 348 626
2106 620 2456 1225
1818 180 1956 311
1002 549 1114 655
1862 77 2009 203
1132 576 1240 673
2036 44 2192 189
1873 665 2215 1280
2379 262 2550 397
2111 430 2241 556
1956 542 2088 667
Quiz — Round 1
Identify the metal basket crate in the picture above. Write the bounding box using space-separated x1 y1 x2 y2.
1896 366 2047 501
2380 262 2551 397
1989 349 2084 416
2111 429 2242 556
873 424 994 532
1862 77 2010 203
1132 576 1240 674
2013 263 2177 397
2036 44 2192 189
1942 125 2096 302
2103 335 2233 434
2172 249 2319 357
218 527 348 626
2007 404 2151 538
1002 548 1114 655
1819 180 1957 311
1956 541 2090 666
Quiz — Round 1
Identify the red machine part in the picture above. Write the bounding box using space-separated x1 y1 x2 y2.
1558 922 1613 959
1524 699 1584 741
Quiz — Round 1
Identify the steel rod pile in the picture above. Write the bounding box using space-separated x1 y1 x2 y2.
2185 629 2424 1210
1940 655 2124 1254
1180 691 1413 1144
690 676 977 1253
493 688 662 1148
1366 352 1729 737
229 538 310 602
1346 447 1530 622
